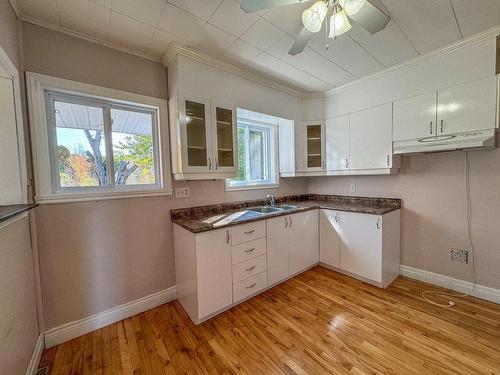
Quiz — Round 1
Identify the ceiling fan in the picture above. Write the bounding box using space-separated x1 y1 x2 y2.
241 0 391 55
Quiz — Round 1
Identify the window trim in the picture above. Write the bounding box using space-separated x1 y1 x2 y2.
225 116 279 192
27 72 172 204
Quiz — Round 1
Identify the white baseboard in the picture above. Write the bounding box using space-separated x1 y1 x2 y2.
45 286 176 348
25 333 45 375
400 265 500 304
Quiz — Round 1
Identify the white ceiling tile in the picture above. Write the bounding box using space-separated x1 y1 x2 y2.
17 0 60 24
347 20 418 67
222 39 262 64
111 0 167 26
147 29 189 59
262 1 308 37
57 0 110 40
381 0 461 54
451 0 500 37
157 4 205 42
241 18 285 50
109 12 155 53
308 33 384 77
208 0 260 37
188 23 237 57
266 35 355 86
167 0 223 21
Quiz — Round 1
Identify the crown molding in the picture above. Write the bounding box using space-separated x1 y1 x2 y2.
20 16 162 64
8 0 20 18
163 42 324 99
326 24 500 97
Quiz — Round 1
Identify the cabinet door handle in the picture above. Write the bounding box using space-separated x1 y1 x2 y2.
226 230 230 244
440 119 444 133
246 283 257 289
208 157 212 170
334 213 339 223
376 218 380 230
285 217 288 228
215 158 219 170
244 248 255 253
295 161 298 170
386 155 390 167
429 121 433 135
244 229 255 235
345 158 349 169
245 265 256 272
289 216 292 227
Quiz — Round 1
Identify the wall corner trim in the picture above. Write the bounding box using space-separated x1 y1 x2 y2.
44 286 177 348
25 333 45 375
400 265 500 305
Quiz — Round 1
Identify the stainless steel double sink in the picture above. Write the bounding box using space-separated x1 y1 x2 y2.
247 204 298 214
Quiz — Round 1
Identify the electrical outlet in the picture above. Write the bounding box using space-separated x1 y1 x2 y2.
350 184 356 192
449 249 469 264
175 187 190 198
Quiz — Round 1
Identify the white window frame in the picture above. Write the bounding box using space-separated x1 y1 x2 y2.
27 72 172 204
226 116 279 191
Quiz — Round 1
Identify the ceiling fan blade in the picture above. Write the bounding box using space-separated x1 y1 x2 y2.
241 0 308 13
348 1 390 34
288 27 314 56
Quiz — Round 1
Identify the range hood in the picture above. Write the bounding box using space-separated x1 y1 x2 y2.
393 129 496 154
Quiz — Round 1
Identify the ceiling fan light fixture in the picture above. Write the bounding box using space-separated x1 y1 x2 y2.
302 1 328 33
338 0 366 16
328 7 351 38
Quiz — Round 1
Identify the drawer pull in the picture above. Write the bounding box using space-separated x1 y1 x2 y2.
245 265 256 272
244 229 255 235
244 248 255 253
246 283 256 289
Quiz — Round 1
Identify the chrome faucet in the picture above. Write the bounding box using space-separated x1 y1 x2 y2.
266 194 276 206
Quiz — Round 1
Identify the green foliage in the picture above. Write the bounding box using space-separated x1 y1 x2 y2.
114 134 155 184
235 127 246 181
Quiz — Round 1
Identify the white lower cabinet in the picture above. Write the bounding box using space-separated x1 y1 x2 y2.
267 210 319 286
319 209 400 287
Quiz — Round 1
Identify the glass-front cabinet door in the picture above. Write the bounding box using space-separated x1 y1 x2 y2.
305 122 325 171
212 101 236 173
180 95 212 172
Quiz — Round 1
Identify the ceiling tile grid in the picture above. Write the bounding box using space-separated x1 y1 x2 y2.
13 0 500 93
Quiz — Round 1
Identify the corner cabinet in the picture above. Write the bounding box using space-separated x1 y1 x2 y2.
169 92 237 180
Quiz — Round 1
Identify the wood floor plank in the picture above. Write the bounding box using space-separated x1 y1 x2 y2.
39 266 500 375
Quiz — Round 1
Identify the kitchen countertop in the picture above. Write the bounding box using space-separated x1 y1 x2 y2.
171 194 401 233
0 203 38 224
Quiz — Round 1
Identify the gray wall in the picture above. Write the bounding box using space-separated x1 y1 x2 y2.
309 149 500 290
22 22 308 329
0 2 40 374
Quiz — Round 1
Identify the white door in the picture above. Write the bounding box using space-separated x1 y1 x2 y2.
319 210 340 267
393 91 437 141
325 115 350 171
0 77 23 204
267 215 290 285
179 93 213 173
211 99 237 173
349 103 393 170
304 122 326 171
437 76 497 135
196 228 233 319
289 211 319 275
339 212 382 283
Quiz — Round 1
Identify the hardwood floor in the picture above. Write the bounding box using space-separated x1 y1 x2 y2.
38 266 500 375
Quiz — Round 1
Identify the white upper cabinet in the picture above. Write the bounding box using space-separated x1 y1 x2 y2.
325 115 350 171
393 91 437 141
171 91 237 180
349 103 394 170
278 119 296 175
437 76 497 135
304 121 326 172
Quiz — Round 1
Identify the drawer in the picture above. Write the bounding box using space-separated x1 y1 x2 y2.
231 237 266 264
232 255 267 283
233 272 268 303
231 220 266 246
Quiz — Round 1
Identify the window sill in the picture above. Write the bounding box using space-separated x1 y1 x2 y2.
225 183 280 192
35 188 173 204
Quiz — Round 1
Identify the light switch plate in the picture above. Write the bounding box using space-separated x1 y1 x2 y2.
175 187 190 198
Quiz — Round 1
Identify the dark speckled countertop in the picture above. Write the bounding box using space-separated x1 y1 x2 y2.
0 203 38 223
171 194 401 233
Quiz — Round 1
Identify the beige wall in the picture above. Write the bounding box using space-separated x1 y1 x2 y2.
22 22 307 329
309 148 500 290
0 2 40 374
